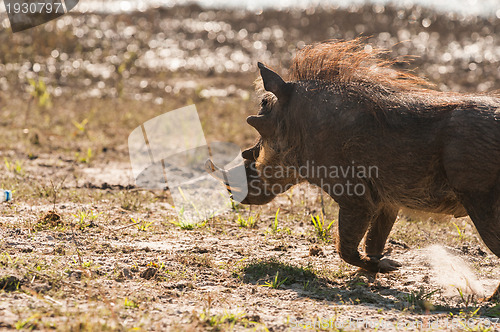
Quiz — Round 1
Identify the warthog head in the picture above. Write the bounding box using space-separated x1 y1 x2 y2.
206 62 305 204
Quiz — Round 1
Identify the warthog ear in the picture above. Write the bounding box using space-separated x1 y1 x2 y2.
247 115 274 137
258 62 292 101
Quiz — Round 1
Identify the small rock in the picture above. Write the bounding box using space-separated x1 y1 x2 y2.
309 244 324 257
164 281 194 289
192 246 209 254
66 270 82 280
272 244 288 251
140 267 157 280
460 245 487 257
122 268 133 279
7 229 22 236
20 246 33 253
53 246 65 255
246 314 261 322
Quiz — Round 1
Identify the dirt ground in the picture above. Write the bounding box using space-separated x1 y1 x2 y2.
1 3 500 331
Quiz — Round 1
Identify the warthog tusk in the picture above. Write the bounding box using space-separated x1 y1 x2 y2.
205 159 228 183
204 159 244 194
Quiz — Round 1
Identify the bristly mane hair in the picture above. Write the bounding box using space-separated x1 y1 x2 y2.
287 38 500 111
289 38 432 93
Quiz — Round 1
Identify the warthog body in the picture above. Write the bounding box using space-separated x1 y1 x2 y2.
208 39 500 299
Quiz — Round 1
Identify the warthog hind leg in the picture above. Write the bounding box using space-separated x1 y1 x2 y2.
459 183 500 301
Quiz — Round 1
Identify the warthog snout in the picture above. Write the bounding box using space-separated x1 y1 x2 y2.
205 157 278 205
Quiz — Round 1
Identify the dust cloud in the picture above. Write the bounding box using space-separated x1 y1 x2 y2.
425 245 485 297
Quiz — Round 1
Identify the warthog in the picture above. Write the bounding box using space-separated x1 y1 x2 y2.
207 39 500 300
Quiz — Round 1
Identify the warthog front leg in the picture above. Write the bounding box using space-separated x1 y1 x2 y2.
337 204 401 273
365 206 399 258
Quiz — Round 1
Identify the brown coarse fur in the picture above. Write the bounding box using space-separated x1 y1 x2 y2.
217 39 500 300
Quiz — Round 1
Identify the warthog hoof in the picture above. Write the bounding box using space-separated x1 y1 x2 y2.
377 258 402 273
360 257 402 273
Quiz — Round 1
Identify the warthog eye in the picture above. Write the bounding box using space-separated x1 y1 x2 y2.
258 98 271 115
